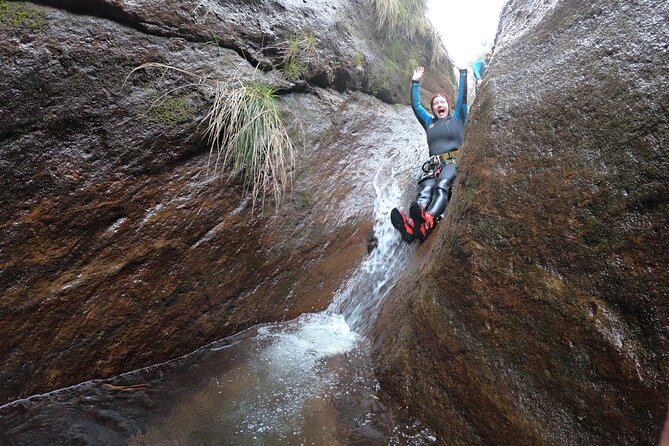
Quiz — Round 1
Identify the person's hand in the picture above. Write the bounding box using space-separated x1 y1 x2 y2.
476 79 483 88
412 66 424 82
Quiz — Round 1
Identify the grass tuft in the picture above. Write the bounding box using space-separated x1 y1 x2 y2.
282 58 305 81
369 0 447 71
121 63 295 214
275 31 319 81
204 79 295 212
370 0 426 40
425 23 448 68
303 31 317 52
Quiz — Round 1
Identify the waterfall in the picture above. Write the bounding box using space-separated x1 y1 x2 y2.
0 130 434 445
331 153 416 332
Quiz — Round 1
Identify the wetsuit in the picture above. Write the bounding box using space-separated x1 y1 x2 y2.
473 60 487 82
410 68 468 218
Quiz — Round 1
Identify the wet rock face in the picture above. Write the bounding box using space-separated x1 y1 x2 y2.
0 0 434 403
375 0 669 445
32 0 438 103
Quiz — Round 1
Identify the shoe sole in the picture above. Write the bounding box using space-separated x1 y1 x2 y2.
390 208 414 243
409 202 426 242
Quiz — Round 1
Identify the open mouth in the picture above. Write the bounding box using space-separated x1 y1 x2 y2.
436 107 447 115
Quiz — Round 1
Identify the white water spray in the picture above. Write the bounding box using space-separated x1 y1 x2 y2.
0 114 433 445
330 149 417 332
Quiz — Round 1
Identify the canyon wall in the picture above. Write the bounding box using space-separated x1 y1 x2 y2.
374 0 669 444
0 0 452 403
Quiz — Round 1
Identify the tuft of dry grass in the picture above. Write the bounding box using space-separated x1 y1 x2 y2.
204 79 294 212
369 0 447 70
121 63 295 214
370 0 426 40
425 22 448 69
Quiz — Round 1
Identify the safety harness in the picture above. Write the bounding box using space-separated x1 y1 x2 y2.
419 150 459 183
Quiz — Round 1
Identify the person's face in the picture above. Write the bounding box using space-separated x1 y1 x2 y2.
432 96 449 119
486 53 493 63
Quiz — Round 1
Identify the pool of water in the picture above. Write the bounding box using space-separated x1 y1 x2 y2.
0 151 435 445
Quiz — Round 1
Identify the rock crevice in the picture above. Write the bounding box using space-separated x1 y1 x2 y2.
32 0 270 69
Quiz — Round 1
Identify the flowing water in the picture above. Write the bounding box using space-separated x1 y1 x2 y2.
0 151 434 445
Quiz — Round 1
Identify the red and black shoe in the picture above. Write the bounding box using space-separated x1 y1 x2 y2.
390 208 415 243
409 202 426 241
410 202 435 242
409 201 425 227
424 212 435 233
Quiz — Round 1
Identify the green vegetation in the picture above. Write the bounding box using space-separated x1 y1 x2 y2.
299 31 318 54
122 63 295 213
0 0 48 30
282 57 305 81
370 0 447 67
371 0 427 40
205 79 294 211
143 95 192 124
278 31 319 81
353 53 365 70
368 38 428 98
382 39 425 71
367 0 449 98
425 24 447 68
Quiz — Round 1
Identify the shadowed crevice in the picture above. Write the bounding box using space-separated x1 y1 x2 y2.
30 0 268 70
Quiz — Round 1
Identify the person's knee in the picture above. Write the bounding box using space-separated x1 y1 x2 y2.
417 188 432 201
417 182 435 198
435 176 452 190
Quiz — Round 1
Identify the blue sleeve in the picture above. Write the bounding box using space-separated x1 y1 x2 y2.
453 69 468 122
411 80 432 130
473 61 483 80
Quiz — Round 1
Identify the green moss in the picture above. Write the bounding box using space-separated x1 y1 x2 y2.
353 53 364 69
0 0 48 30
144 95 192 124
367 74 391 93
372 39 425 99
294 189 313 210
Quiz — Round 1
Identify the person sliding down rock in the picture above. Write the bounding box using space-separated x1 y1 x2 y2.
473 48 493 93
391 65 468 243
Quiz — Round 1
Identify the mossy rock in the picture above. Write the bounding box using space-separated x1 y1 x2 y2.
143 95 194 125
0 0 48 30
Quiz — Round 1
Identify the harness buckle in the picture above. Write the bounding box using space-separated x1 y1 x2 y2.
422 155 441 173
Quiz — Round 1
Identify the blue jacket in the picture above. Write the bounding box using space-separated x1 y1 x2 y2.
411 69 468 156
473 60 487 80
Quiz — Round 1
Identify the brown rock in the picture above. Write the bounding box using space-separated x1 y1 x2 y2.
374 0 669 444
0 1 451 403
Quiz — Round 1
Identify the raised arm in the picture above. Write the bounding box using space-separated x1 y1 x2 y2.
410 66 432 130
453 68 468 122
